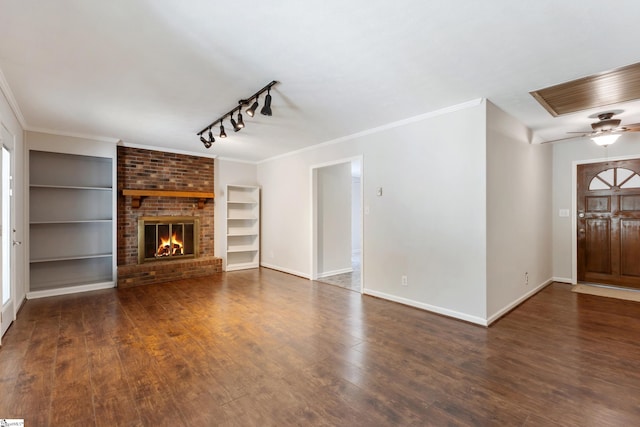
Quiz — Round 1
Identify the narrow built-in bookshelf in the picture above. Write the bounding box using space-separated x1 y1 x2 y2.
29 150 115 295
226 185 260 271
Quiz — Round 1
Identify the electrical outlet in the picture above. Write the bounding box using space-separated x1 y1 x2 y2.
401 275 408 286
524 272 529 286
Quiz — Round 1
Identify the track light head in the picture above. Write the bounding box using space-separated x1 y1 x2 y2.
237 109 245 129
200 131 213 148
246 98 259 117
230 116 241 132
219 123 227 138
208 129 215 143
260 90 272 116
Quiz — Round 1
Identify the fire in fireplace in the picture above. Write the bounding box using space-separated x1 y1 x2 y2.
138 216 199 263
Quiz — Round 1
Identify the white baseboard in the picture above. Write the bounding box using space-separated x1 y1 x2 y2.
260 262 311 279
317 267 353 279
552 276 574 284
485 278 553 325
363 288 488 326
27 281 115 299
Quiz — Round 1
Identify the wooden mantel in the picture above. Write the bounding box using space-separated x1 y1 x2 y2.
122 189 215 209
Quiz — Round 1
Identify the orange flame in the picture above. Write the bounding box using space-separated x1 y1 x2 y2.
156 232 183 257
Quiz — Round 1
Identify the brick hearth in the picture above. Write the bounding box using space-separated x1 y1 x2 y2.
117 146 221 287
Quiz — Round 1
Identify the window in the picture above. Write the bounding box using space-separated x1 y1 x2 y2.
589 168 640 190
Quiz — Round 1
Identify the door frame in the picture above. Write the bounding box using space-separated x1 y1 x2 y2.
1 122 16 340
571 154 640 284
310 155 364 293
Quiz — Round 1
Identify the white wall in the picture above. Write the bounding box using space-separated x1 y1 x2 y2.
214 158 258 267
552 135 640 282
486 102 553 323
258 100 489 323
0 84 25 316
316 162 352 277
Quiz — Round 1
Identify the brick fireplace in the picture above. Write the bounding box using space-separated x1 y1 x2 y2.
117 146 222 288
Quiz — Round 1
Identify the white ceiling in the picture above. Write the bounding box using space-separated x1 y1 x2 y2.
2 0 640 162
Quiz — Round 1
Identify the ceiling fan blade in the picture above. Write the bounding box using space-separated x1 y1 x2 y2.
620 123 640 131
540 133 589 144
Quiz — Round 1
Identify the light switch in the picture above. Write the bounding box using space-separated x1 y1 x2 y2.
376 187 383 197
559 209 570 217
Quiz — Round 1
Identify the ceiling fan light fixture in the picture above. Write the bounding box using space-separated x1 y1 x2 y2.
591 133 621 146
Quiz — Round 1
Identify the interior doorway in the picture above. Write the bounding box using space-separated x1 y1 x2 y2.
1 123 16 340
577 158 640 289
311 157 363 293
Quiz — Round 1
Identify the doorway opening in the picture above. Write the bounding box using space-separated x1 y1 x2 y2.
1 126 15 340
311 157 363 293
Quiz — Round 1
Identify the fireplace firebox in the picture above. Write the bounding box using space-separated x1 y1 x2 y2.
138 216 199 263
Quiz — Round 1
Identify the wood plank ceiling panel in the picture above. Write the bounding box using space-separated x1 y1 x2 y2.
531 62 640 116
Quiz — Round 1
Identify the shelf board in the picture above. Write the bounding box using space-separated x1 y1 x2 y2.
30 219 113 225
29 277 114 292
226 262 259 271
30 253 113 264
122 189 215 209
227 232 258 237
31 184 112 191
227 200 257 204
227 216 258 221
227 246 259 253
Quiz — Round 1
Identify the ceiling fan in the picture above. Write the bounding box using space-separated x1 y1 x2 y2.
542 112 640 145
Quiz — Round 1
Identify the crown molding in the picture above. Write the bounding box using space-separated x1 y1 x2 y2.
258 98 485 164
216 156 258 165
0 66 27 128
118 140 218 159
26 126 121 144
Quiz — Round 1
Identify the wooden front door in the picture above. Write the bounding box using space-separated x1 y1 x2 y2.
577 159 640 289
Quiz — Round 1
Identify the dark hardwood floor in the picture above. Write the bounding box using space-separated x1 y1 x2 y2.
1 268 640 426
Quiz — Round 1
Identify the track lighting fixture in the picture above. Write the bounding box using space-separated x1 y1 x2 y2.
197 80 277 148
261 88 272 116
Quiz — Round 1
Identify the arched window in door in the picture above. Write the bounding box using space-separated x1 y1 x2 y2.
588 167 640 190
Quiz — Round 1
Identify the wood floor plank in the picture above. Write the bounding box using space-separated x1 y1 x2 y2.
2 270 640 426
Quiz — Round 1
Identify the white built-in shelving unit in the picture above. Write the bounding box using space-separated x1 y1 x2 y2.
226 185 260 271
28 147 116 297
